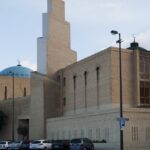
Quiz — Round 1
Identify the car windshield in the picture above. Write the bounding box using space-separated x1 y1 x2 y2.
32 141 41 144
0 141 6 144
22 141 30 144
71 139 81 143
43 140 50 143
52 140 62 144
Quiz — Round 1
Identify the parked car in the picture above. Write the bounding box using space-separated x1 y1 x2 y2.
0 141 11 150
30 140 52 150
52 140 70 150
20 140 30 150
70 138 94 150
8 140 23 150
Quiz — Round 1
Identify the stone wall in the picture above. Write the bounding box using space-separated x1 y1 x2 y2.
0 76 30 101
47 109 120 143
56 48 112 116
55 47 139 116
29 73 45 139
0 96 30 140
124 108 150 148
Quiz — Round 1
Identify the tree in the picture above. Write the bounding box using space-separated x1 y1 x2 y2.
17 125 29 140
0 110 7 131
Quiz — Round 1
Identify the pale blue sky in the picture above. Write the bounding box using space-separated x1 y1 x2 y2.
0 0 150 71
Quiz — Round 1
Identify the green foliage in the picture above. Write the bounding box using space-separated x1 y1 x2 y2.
0 110 7 131
101 139 107 143
92 139 107 143
17 125 28 139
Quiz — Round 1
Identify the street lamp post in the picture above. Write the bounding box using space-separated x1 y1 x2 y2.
111 30 123 150
9 72 15 141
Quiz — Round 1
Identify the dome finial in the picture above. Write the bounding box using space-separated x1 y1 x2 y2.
133 34 136 43
17 60 21 66
129 34 139 50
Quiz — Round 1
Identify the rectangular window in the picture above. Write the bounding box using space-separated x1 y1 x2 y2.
132 127 138 141
62 131 65 139
96 128 100 140
140 62 144 73
74 130 77 138
140 81 150 105
56 131 59 139
81 129 84 138
88 129 92 139
146 127 150 141
140 55 150 106
68 130 71 139
140 56 150 78
105 128 109 142
51 132 54 140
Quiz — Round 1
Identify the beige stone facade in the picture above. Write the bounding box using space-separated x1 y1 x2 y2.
46 46 150 149
0 96 30 140
37 0 77 77
0 0 150 150
0 76 30 101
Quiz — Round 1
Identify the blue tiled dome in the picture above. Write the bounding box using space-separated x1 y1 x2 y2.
0 64 32 78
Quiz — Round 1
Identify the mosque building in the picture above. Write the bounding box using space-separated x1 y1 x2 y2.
0 0 150 150
0 63 31 101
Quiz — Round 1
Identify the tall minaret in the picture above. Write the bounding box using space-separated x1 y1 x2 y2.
37 0 77 76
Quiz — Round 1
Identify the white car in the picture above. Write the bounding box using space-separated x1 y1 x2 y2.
30 140 52 150
0 141 11 150
8 141 22 150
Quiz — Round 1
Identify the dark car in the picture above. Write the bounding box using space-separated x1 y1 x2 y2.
20 140 30 150
70 138 94 150
52 140 70 150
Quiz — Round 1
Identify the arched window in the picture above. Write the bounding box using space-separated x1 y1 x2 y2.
63 77 66 86
57 75 60 82
96 67 100 108
73 75 76 89
63 97 66 106
24 88 26 97
84 71 87 86
73 75 77 112
96 67 100 81
84 71 88 110
4 86 7 100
